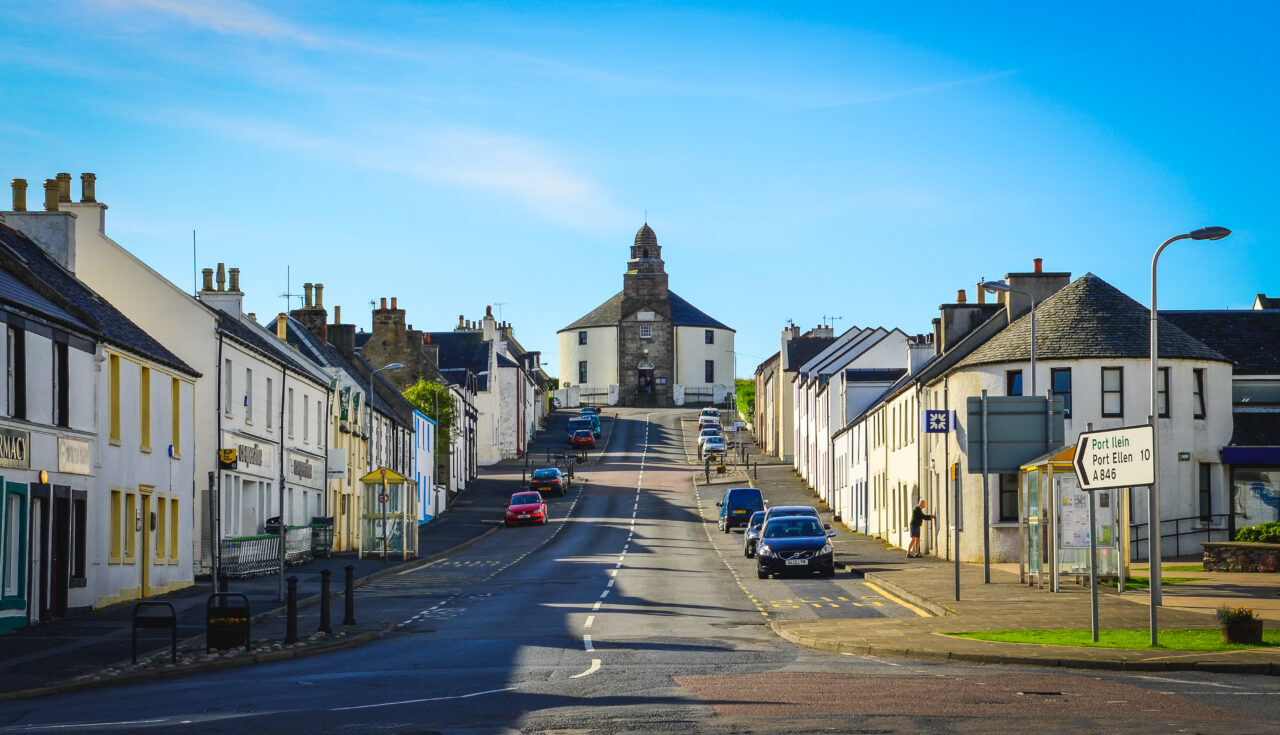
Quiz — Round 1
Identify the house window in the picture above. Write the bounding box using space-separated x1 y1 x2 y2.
288 387 295 437
1192 368 1206 419
224 359 233 415
108 354 121 443
140 366 151 451
705 360 715 384
1101 367 1124 417
155 495 166 560
123 490 137 563
640 325 652 339
266 378 274 429
578 361 588 385
1051 368 1072 417
8 328 25 420
245 368 253 423
109 487 122 562
1156 367 1170 418
578 331 587 345
705 330 714 345
999 474 1018 522
304 394 310 442
53 342 69 427
169 497 179 563
1199 463 1212 521
1005 370 1023 396
317 400 323 446
170 378 181 457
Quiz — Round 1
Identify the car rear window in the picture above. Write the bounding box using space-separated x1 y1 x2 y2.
532 469 559 479
512 494 541 505
569 419 593 431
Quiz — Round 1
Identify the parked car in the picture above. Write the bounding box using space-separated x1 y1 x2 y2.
703 435 727 455
571 429 595 449
580 406 598 416
698 415 721 430
584 412 602 438
567 417 594 443
760 505 819 529
529 467 566 497
696 427 723 447
717 486 766 533
743 510 767 558
756 515 836 578
505 491 548 527
700 407 719 420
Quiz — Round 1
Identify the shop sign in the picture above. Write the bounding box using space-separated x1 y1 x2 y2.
58 437 91 475
288 452 323 488
0 426 30 469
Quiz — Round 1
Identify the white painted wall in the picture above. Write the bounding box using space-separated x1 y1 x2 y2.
558 326 618 397
673 326 734 389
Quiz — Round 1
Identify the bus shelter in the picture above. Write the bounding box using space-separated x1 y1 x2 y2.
1019 447 1128 591
358 467 419 561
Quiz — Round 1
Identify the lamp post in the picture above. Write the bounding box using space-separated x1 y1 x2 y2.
1148 226 1230 644
981 281 1037 396
368 363 403 561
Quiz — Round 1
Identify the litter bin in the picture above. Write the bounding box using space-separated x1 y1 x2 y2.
311 516 334 558
264 516 283 535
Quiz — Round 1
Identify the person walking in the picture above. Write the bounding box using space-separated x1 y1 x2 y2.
907 500 933 558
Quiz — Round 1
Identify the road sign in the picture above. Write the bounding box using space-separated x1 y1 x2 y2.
1072 424 1154 491
966 396 1065 473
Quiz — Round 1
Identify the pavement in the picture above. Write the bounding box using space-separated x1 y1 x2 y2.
4 411 1278 703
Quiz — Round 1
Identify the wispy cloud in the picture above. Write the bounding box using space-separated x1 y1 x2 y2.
98 0 324 46
166 110 628 232
812 70 1018 108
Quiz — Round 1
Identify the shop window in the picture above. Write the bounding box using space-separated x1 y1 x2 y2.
3 486 27 600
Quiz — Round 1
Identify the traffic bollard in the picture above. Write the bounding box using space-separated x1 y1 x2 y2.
285 576 298 644
343 564 357 625
318 568 333 635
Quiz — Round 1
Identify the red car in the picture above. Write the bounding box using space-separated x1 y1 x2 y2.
570 429 595 449
505 491 548 526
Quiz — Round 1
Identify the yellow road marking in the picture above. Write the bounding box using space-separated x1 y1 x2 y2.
863 581 931 617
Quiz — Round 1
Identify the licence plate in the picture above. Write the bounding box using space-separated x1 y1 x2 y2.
732 509 747 514
785 559 808 566
518 514 529 519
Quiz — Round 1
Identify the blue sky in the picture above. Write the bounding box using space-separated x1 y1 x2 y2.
2 2 1275 377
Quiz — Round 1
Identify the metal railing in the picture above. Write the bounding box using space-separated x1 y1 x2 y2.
218 527 315 578
1128 513 1231 560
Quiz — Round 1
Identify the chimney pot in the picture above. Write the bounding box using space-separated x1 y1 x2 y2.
201 268 214 292
80 173 96 203
380 297 387 310
43 179 59 211
314 283 323 309
228 267 240 292
425 333 431 344
956 289 967 304
1034 257 1043 274
486 305 493 317
391 297 397 310
247 312 256 322
458 314 465 328
55 173 72 203
334 305 342 324
10 179 27 211
976 283 986 304
303 283 313 308
276 313 287 340
216 263 226 291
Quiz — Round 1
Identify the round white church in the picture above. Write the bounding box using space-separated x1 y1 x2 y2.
558 224 735 407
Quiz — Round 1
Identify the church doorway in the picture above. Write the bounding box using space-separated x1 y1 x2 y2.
637 360 655 395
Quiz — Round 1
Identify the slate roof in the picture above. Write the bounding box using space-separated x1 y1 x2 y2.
1163 310 1280 375
0 268 88 329
954 273 1229 370
284 318 412 427
559 290 732 331
217 312 326 385
1256 294 1280 310
424 331 491 391
0 222 198 377
784 336 836 373
1230 412 1280 447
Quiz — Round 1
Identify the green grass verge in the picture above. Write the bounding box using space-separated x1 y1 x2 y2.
946 629 1280 651
1158 565 1208 573
1122 576 1200 591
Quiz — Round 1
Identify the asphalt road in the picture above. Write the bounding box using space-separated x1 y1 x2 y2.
1 408 1277 734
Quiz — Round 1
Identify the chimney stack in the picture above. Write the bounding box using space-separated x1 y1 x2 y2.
458 314 465 329
10 179 26 211
80 173 96 203
976 283 986 304
391 297 397 309
216 263 226 291
334 305 342 324
43 179 59 211
1034 257 1043 274
201 268 214 291
956 288 967 304
380 297 387 309
276 313 288 340
228 267 240 292
56 173 72 203
303 283 313 308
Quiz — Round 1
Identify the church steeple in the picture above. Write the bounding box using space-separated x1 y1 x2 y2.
629 223 665 273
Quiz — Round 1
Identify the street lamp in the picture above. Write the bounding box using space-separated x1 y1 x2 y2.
1148 226 1230 642
367 362 405 470
981 281 1037 396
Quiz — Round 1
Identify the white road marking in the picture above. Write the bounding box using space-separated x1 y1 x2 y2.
569 658 601 679
592 601 601 611
600 590 610 599
607 579 614 587
583 635 594 651
1135 676 1241 688
332 687 517 711
585 615 595 628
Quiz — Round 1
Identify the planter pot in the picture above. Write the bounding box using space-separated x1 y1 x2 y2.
1220 619 1264 645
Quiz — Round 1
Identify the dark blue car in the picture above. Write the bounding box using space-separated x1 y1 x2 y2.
717 487 765 533
756 516 836 578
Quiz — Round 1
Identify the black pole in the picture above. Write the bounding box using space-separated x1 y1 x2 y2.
285 576 298 644
218 570 229 593
343 564 357 625
318 568 333 635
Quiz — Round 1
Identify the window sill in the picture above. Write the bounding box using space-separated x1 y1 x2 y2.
108 555 122 564
109 438 121 447
140 445 151 454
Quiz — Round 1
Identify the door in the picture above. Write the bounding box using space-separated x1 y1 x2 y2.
52 490 70 617
140 494 151 597
28 492 45 624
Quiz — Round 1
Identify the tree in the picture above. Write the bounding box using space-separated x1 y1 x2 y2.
735 378 755 422
402 380 460 473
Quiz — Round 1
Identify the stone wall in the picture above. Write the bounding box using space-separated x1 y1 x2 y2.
1202 541 1280 572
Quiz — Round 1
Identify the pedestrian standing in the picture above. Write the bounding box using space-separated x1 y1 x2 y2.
907 500 933 558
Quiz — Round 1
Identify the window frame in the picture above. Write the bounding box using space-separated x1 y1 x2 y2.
704 330 714 345
1101 366 1124 418
578 360 588 385
704 359 715 384
1005 370 1023 397
1192 368 1206 419
578 331 587 346
1199 462 1212 521
999 473 1018 522
1050 367 1072 417
639 325 652 339
139 366 151 452
1156 366 1170 419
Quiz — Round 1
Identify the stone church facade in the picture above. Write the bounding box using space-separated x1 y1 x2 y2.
558 224 734 407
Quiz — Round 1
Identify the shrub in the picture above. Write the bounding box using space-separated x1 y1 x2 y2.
1235 521 1280 544
1217 605 1257 623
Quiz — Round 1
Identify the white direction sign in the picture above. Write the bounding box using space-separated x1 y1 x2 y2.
1073 424 1155 491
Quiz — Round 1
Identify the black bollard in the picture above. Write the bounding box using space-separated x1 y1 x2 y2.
318 568 333 635
285 576 298 644
343 564 357 625
218 570 229 593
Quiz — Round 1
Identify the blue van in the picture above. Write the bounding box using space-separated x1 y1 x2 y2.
717 487 766 533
